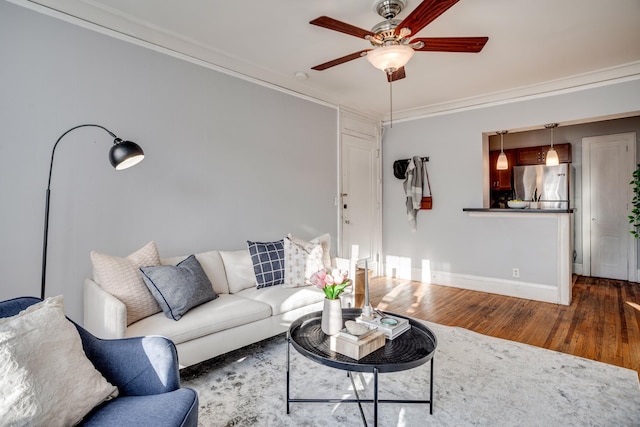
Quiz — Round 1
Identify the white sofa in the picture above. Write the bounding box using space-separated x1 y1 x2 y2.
84 248 351 368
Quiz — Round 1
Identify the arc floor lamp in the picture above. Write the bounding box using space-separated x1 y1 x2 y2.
41 124 145 299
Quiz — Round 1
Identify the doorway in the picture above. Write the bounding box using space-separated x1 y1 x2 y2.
582 132 637 281
338 109 381 273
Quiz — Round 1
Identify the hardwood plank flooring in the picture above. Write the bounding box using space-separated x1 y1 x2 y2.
365 275 640 376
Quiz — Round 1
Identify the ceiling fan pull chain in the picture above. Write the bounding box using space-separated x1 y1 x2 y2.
389 76 393 128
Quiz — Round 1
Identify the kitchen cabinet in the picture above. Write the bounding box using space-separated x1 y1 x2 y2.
489 149 516 190
515 143 572 165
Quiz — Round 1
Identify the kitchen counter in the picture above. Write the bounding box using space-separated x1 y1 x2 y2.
463 207 574 305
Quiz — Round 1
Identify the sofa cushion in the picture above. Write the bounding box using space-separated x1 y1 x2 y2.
162 250 230 295
140 255 219 321
283 237 324 288
247 240 285 289
91 241 162 325
126 294 272 345
0 296 118 426
288 233 331 267
235 285 326 316
219 250 256 293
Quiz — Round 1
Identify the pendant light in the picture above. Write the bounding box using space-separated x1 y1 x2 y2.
496 130 509 170
545 123 559 166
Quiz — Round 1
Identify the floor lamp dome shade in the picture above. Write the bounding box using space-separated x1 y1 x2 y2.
110 138 145 170
41 124 145 299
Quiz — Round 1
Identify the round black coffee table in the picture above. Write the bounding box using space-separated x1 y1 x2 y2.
286 308 437 427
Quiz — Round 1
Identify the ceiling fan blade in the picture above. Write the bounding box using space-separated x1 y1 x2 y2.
311 50 371 71
396 0 459 37
411 37 489 53
387 67 407 82
310 16 375 39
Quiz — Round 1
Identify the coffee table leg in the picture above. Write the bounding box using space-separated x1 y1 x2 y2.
429 357 434 414
373 367 379 427
286 334 291 414
348 372 368 426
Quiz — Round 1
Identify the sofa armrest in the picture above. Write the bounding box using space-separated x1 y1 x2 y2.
76 326 181 396
84 278 127 339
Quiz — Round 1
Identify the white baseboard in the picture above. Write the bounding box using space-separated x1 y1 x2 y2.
384 266 564 305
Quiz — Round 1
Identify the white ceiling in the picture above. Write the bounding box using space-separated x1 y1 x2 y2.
25 0 640 121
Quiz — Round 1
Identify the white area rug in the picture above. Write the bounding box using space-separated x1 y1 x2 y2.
180 321 640 426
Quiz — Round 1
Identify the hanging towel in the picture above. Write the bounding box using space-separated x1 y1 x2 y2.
403 156 423 231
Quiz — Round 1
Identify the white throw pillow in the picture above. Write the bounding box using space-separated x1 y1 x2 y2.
91 241 162 325
283 237 324 288
287 233 331 267
0 296 118 426
219 250 256 293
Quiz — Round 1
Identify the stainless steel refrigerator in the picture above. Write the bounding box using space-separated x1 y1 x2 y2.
513 164 570 209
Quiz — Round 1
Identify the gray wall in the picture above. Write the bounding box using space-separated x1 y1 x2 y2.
0 1 338 322
383 79 640 289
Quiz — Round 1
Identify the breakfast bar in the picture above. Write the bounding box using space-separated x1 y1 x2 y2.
462 208 574 305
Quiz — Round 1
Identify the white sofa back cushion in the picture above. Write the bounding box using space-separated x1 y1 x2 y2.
162 250 230 295
219 250 256 293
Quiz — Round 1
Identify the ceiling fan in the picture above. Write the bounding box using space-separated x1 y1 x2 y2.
310 0 488 82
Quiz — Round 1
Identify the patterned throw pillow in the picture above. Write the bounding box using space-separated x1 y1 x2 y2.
287 233 331 267
283 237 324 288
247 240 285 289
90 241 161 325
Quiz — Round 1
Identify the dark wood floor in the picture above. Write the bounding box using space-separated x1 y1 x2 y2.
366 275 640 376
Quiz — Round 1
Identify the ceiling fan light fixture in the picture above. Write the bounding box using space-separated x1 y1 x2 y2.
366 44 414 73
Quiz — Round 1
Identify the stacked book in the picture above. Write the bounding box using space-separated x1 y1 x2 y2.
329 325 385 360
355 314 411 340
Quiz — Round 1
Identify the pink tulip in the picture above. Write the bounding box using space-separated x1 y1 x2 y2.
310 272 325 289
323 274 335 285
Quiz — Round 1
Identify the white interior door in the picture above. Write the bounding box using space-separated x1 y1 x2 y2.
582 132 637 280
341 134 377 261
339 110 381 273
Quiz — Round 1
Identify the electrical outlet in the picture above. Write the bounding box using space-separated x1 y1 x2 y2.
512 268 520 278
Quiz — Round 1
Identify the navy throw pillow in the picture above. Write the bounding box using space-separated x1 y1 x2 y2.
247 240 285 289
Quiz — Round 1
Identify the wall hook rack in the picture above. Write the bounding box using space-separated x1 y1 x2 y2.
393 156 429 179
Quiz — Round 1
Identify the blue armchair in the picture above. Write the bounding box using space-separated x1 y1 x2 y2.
0 297 198 426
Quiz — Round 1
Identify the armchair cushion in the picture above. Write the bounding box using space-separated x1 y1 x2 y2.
81 388 198 427
0 296 118 426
